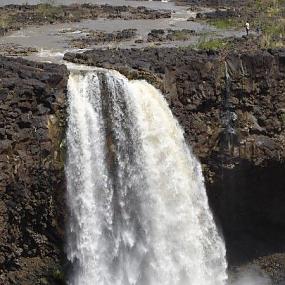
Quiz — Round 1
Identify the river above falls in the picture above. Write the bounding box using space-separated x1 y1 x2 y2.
0 1 176 9
0 0 244 62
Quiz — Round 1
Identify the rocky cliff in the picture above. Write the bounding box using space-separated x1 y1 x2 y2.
0 57 68 285
65 47 285 282
1 46 285 284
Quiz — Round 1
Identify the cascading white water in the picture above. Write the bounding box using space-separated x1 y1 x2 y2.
66 68 228 285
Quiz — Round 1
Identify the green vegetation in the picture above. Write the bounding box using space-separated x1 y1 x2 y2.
171 30 192 41
249 0 285 15
253 0 285 47
0 15 12 29
208 18 239 30
267 0 285 15
260 20 285 48
204 0 284 48
52 268 66 285
197 36 230 50
36 3 64 20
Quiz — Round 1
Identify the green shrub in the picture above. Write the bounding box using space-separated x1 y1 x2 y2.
52 268 66 284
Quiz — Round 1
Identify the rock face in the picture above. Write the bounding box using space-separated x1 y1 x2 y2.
65 47 285 280
0 56 68 284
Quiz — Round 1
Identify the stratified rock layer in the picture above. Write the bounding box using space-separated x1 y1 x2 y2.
0 56 68 284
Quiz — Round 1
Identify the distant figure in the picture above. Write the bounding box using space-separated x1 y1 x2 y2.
245 22 250 36
256 26 261 35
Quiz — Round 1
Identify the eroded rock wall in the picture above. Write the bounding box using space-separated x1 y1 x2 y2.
209 50 285 266
0 57 68 284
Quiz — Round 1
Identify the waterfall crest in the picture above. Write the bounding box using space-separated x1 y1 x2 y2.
66 68 227 285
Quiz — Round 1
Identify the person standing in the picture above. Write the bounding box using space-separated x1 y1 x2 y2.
245 21 250 36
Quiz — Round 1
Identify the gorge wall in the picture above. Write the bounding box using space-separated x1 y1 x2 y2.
0 57 68 284
0 47 284 283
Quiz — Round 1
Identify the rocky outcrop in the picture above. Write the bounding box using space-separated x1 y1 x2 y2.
70 29 137 49
0 56 68 284
64 47 285 281
0 44 37 57
196 9 240 19
147 29 196 42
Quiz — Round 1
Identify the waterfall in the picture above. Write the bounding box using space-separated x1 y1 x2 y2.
65 68 228 285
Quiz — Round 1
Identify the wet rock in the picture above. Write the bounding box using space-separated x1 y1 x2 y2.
0 44 37 57
147 29 196 42
70 29 137 48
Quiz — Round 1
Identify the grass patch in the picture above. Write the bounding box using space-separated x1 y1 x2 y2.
197 36 230 50
208 18 239 29
171 30 192 40
259 19 285 47
0 15 13 29
36 3 63 21
263 20 285 36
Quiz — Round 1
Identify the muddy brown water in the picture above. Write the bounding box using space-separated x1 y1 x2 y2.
0 0 243 62
1 0 176 10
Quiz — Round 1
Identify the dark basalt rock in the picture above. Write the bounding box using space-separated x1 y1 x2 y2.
70 29 137 49
0 56 68 284
147 29 196 42
0 44 37 57
196 8 239 19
